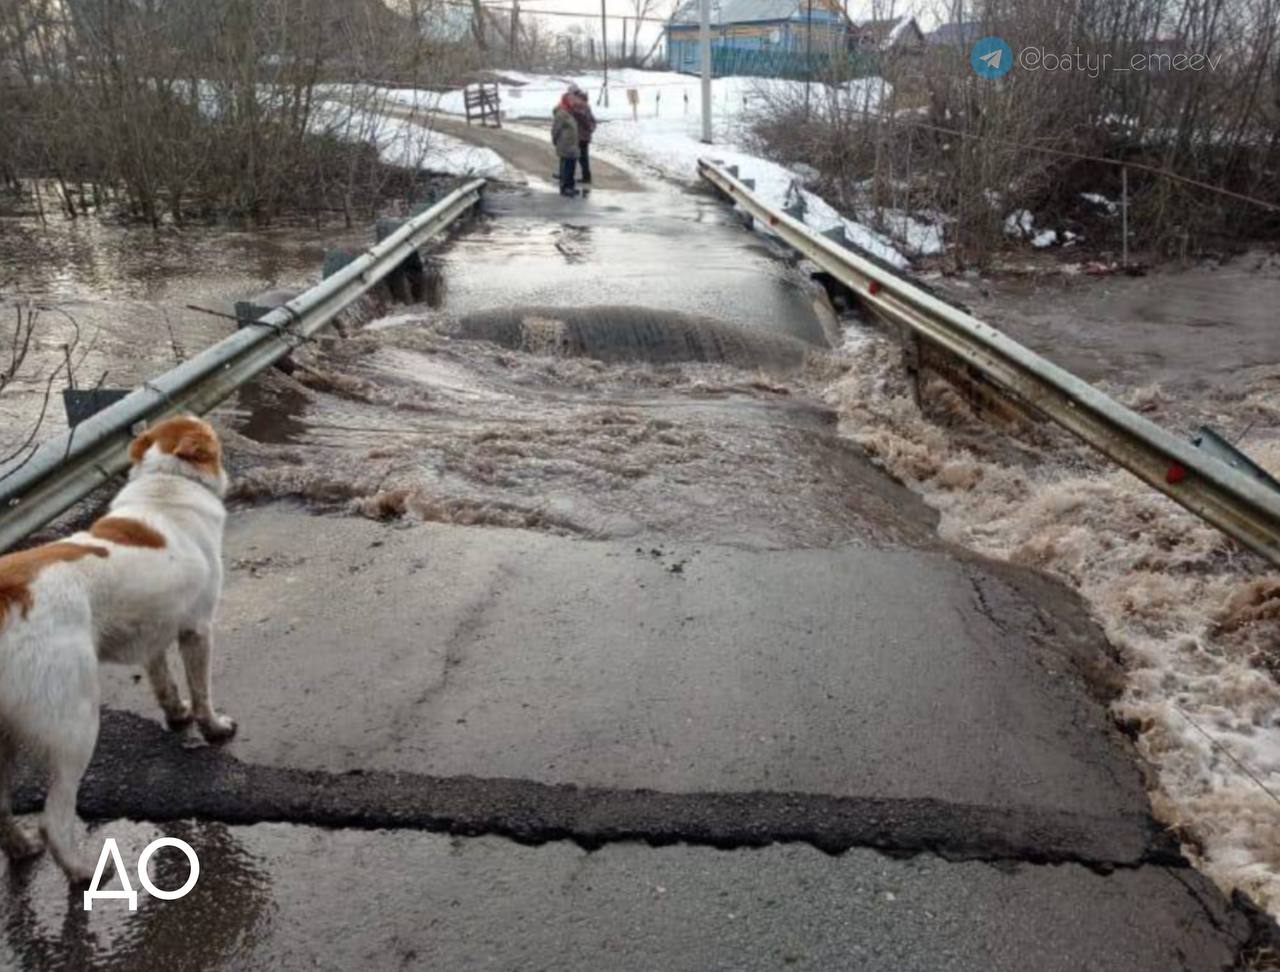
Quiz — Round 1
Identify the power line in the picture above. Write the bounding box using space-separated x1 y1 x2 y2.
443 0 672 23
858 110 1280 214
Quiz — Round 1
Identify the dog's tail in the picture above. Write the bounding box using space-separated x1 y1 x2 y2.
0 543 108 633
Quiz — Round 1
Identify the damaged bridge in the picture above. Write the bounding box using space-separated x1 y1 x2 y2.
1 141 1277 971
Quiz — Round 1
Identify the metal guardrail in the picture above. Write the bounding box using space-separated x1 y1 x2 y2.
0 178 485 553
698 158 1280 567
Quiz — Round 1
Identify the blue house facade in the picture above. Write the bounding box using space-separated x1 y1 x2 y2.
667 0 853 78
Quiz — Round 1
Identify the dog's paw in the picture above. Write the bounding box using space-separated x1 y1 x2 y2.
64 859 99 887
38 826 97 886
198 713 237 743
1 824 45 863
164 701 194 732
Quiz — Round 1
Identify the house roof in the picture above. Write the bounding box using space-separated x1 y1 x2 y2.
669 0 830 27
926 21 985 46
855 16 922 48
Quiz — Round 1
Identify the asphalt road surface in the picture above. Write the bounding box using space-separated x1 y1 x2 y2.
2 127 1275 971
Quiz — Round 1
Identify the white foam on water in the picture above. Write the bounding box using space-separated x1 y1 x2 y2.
827 322 1280 914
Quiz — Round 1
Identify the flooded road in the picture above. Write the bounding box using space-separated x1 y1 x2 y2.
2 157 1277 967
446 188 834 345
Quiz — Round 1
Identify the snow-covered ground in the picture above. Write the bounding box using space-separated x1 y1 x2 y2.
311 98 510 180
189 81 507 180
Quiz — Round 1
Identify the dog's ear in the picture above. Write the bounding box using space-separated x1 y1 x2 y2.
172 433 215 466
128 428 155 465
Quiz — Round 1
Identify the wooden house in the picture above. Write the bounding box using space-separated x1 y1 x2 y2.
852 16 924 52
666 0 854 78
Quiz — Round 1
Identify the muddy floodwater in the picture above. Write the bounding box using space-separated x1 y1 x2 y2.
0 205 371 461
935 253 1280 400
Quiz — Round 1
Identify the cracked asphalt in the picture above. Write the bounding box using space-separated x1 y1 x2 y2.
3 150 1277 970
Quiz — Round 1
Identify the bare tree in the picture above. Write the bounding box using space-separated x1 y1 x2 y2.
470 0 489 49
629 0 660 62
0 301 97 479
753 0 1280 266
0 0 483 225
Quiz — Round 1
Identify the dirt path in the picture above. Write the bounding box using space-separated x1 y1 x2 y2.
391 107 642 192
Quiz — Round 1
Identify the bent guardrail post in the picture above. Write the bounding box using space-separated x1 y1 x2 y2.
0 178 485 553
697 158 1280 567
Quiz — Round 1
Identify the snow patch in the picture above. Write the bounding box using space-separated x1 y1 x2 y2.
1004 209 1035 238
311 99 509 178
1080 191 1119 215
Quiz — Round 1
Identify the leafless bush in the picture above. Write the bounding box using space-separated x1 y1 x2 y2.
752 0 1280 266
0 301 99 479
0 0 482 226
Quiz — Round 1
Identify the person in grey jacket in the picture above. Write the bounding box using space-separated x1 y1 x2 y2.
551 92 580 197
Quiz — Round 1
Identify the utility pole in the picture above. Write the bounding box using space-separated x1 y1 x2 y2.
700 0 712 142
804 0 813 118
510 0 520 62
1121 165 1130 268
601 0 610 106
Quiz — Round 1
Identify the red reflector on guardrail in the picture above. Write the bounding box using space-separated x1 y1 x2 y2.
1166 463 1187 484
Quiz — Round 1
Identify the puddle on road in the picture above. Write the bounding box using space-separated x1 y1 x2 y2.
0 821 271 972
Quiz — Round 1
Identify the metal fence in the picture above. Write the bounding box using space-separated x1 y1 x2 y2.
712 46 877 80
698 158 1280 566
669 38 878 79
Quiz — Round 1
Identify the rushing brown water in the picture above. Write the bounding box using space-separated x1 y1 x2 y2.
830 286 1280 913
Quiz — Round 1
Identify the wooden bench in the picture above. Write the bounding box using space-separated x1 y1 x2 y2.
464 82 502 128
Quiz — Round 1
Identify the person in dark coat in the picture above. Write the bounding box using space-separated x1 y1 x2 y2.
551 92 581 197
568 84 597 186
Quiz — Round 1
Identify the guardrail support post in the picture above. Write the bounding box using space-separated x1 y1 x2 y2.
899 326 923 408
235 292 304 373
376 217 439 304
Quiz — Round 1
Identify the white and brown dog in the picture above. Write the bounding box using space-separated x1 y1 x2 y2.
0 415 235 883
